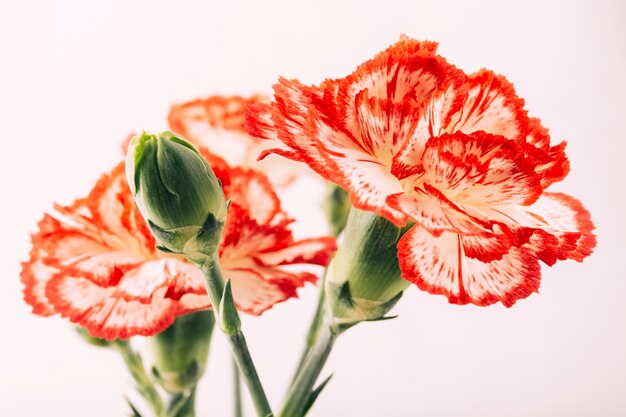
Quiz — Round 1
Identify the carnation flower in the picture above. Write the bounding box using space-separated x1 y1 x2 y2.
168 95 309 188
245 36 595 307
21 150 336 340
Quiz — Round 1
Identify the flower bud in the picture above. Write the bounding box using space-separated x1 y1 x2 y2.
126 131 227 261
324 208 411 332
148 311 215 393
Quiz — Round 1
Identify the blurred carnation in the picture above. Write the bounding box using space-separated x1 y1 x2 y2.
21 148 335 340
168 95 312 188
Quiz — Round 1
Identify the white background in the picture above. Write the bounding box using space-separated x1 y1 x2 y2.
1 0 625 416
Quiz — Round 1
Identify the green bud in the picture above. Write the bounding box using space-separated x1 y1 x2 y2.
148 311 215 393
322 183 351 237
126 131 227 261
324 208 411 333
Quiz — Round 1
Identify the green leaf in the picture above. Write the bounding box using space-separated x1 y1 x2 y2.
219 280 241 335
366 315 399 322
126 399 144 417
302 373 334 416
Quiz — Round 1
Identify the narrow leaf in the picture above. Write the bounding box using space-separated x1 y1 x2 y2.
219 280 241 334
302 373 334 416
126 399 143 417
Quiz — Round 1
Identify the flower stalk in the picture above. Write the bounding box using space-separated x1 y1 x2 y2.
200 260 273 417
127 131 273 417
233 355 244 417
279 323 337 417
281 207 410 416
112 340 165 417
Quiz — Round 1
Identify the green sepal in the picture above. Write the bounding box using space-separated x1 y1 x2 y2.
326 280 403 333
219 280 241 335
148 213 224 263
366 315 399 322
165 389 196 417
165 392 186 417
152 361 200 395
191 213 224 256
302 373 334 416
155 245 177 254
147 220 201 254
126 399 144 417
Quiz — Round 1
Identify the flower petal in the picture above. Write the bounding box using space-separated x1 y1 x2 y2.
387 186 492 236
45 275 178 340
307 109 407 225
223 268 304 315
421 132 543 207
468 192 596 263
21 257 57 316
391 84 467 178
523 118 571 189
335 37 450 136
446 69 528 140
355 93 421 166
253 237 337 266
398 226 541 307
169 95 267 133
227 168 280 225
169 95 270 167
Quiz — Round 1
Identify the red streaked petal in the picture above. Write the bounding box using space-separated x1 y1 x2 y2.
392 79 468 178
525 117 551 149
163 259 208 300
399 226 541 307
45 275 179 340
387 186 492 236
168 96 271 168
319 151 406 225
220 204 291 262
227 168 281 225
169 95 267 134
257 143 301 162
114 260 173 303
523 119 571 189
245 102 279 141
264 78 335 177
304 109 407 225
421 132 543 207
254 237 337 266
40 231 143 286
460 225 514 262
355 93 421 165
335 38 451 135
446 69 528 140
223 268 303 316
469 192 596 262
21 257 57 316
85 164 135 237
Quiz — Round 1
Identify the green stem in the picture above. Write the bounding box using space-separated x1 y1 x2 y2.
290 280 326 386
113 340 164 417
200 260 273 417
233 355 244 417
168 389 197 417
279 324 337 417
